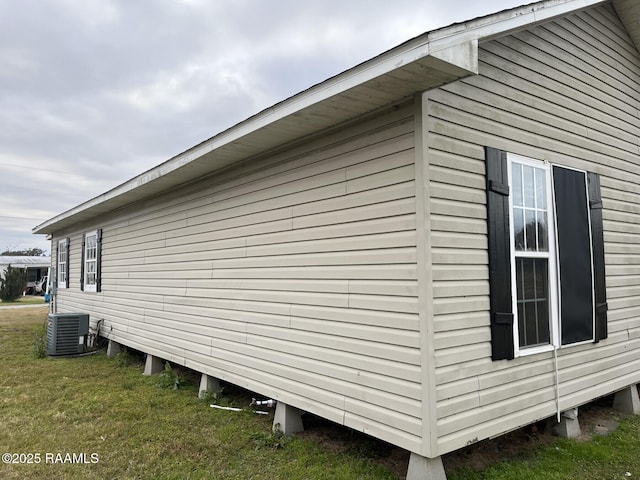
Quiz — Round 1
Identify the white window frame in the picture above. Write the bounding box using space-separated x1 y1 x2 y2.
84 230 98 293
507 154 560 357
57 239 67 289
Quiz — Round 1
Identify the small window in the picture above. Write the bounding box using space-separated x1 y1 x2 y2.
508 156 559 355
83 230 100 293
57 239 68 289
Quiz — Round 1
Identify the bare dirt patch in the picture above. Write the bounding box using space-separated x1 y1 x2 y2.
442 395 626 476
297 413 410 477
297 394 628 479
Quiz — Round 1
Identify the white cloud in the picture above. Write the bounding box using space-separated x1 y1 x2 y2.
0 48 40 79
54 0 121 29
0 0 525 250
124 59 257 112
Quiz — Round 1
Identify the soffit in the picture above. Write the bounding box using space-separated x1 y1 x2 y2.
612 0 640 52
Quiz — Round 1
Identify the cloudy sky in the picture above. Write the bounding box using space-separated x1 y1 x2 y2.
1 0 527 256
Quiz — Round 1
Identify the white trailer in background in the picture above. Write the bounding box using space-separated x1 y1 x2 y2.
0 255 51 295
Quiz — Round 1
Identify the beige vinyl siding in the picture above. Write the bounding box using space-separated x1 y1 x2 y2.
428 4 640 455
53 101 424 453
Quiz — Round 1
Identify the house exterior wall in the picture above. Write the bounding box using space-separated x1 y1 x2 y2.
46 1 640 461
51 101 426 453
428 4 640 455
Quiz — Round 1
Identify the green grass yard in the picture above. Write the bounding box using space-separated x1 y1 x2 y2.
0 307 397 480
0 296 46 305
1 307 640 480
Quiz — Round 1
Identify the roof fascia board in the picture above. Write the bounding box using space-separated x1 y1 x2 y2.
428 0 607 46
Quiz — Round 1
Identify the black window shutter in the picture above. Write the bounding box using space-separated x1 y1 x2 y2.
80 234 86 291
96 229 103 293
65 237 70 288
553 166 594 345
485 147 514 360
588 172 608 342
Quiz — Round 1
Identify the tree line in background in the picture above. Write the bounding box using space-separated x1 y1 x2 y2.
1 248 47 256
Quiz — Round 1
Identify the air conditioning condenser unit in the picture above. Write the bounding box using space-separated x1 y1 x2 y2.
47 313 89 356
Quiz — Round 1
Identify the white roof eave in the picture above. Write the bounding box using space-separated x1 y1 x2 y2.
0 256 51 268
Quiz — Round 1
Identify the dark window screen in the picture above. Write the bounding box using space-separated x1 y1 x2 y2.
553 166 593 344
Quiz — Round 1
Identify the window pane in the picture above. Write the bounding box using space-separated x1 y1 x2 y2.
523 165 535 208
535 168 546 209
524 301 538 346
522 258 536 299
516 257 550 348
513 163 523 207
514 207 525 251
518 302 525 346
87 262 96 285
516 259 524 300
525 209 536 251
537 211 548 251
537 301 551 344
